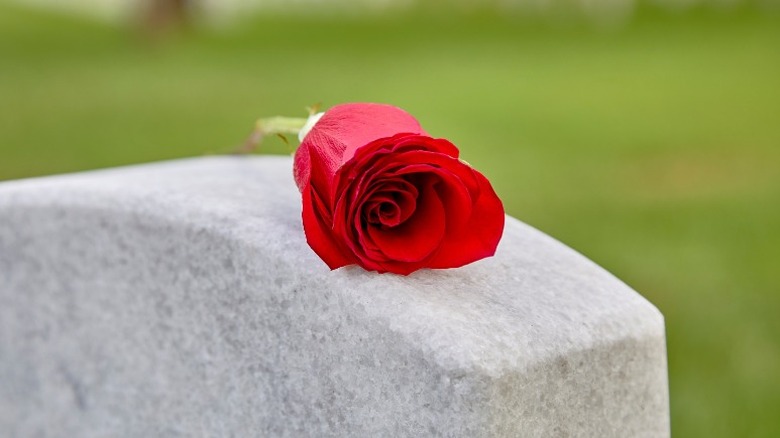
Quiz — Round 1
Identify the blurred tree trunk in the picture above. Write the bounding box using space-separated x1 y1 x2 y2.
142 0 195 37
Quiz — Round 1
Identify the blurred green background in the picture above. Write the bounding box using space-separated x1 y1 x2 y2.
1 0 779 435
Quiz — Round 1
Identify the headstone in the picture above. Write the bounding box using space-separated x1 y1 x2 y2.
0 156 669 437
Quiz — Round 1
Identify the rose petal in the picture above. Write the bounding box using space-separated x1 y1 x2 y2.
368 180 445 263
388 163 474 233
427 170 505 268
364 180 418 228
386 151 480 194
333 134 461 201
353 208 389 265
292 141 310 192
295 104 427 196
389 134 460 158
346 178 419 268
366 196 400 226
301 186 355 269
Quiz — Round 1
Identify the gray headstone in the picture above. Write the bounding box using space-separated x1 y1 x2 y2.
0 156 669 437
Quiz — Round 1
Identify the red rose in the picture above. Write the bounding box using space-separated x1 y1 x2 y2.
293 103 504 275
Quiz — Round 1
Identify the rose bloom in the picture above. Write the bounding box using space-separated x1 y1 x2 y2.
293 103 504 275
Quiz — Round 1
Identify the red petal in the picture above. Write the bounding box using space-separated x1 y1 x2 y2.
294 103 426 200
363 178 418 227
428 170 505 268
301 185 355 270
387 161 475 233
367 180 445 263
292 141 310 192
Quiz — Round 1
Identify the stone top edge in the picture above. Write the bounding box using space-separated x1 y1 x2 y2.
0 156 666 375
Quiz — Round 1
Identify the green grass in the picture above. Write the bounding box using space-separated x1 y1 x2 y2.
1 3 779 435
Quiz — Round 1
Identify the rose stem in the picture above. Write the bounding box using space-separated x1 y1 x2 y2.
233 116 309 154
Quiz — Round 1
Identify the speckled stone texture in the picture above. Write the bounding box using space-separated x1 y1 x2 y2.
0 156 669 437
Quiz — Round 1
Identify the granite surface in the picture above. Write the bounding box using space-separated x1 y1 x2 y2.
0 156 669 437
